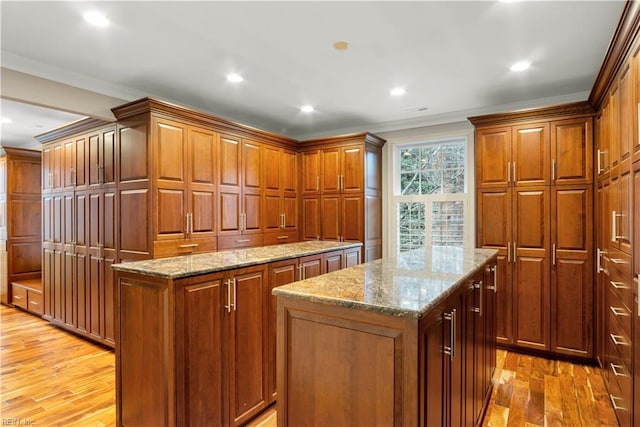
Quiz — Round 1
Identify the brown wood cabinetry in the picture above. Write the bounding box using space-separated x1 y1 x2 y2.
262 145 298 245
0 148 42 313
300 133 384 262
472 103 594 359
589 4 640 425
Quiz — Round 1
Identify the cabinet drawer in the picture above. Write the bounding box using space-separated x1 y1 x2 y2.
608 248 631 279
218 234 264 250
604 363 632 427
607 286 632 339
263 230 298 246
608 266 632 311
27 290 43 315
153 237 217 258
11 286 27 309
606 308 632 370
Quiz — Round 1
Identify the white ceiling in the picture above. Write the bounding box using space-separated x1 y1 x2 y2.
0 1 625 150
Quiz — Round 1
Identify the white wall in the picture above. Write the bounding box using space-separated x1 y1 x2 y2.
377 121 475 258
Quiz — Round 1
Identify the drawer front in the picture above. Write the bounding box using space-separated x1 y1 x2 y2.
263 230 299 246
27 290 43 315
607 285 632 339
608 248 631 279
604 363 632 427
153 237 217 258
11 286 27 309
609 266 632 311
218 234 264 250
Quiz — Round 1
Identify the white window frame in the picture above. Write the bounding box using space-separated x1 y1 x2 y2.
383 124 475 256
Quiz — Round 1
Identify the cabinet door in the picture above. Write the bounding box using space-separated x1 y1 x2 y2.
300 254 322 279
476 189 512 345
103 190 117 345
341 145 364 193
88 191 103 340
262 194 281 232
476 127 511 188
227 266 268 426
551 117 593 185
63 138 77 191
42 145 52 193
609 86 621 171
188 127 216 239
321 147 341 193
62 194 75 328
268 259 298 402
301 150 320 194
320 195 341 241
218 135 242 235
422 311 445 426
551 186 593 357
242 140 262 234
52 143 63 191
263 145 280 192
301 196 320 241
283 194 297 231
155 119 187 240
102 127 117 187
618 63 633 172
512 123 549 186
175 277 224 427
344 247 361 268
512 187 550 351
75 193 89 334
610 171 632 254
323 250 344 273
281 149 298 193
341 194 363 244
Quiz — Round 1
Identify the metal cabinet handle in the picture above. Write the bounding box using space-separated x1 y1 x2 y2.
70 168 77 187
507 162 511 183
492 265 497 293
233 278 237 312
610 333 629 346
610 281 630 290
277 236 288 240
443 310 455 360
552 244 556 265
512 162 516 183
235 239 250 243
179 243 198 249
597 149 601 174
507 242 511 263
610 306 630 317
609 395 628 411
474 281 483 316
552 159 556 181
225 279 232 313
185 213 190 236
316 176 320 191
597 248 602 272
512 242 516 264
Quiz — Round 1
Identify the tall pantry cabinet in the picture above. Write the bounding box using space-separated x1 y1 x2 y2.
590 3 640 425
299 133 384 262
471 102 594 359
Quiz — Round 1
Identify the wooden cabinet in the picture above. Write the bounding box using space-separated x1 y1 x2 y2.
0 148 42 311
472 104 594 359
300 133 384 262
153 117 217 257
263 145 298 245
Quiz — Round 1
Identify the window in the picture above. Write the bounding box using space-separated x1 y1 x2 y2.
393 137 473 253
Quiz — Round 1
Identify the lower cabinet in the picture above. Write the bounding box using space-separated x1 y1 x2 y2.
116 245 362 427
423 263 497 426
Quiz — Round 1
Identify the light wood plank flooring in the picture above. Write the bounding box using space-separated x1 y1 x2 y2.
1 305 618 426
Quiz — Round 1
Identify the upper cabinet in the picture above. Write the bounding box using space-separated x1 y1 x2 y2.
476 112 593 189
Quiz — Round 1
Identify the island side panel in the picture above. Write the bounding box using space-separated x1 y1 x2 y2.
276 297 418 427
116 271 175 427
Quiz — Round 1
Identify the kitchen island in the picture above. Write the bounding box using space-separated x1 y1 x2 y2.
111 241 361 427
273 246 498 427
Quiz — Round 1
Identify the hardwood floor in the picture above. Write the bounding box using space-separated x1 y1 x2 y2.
0 305 618 426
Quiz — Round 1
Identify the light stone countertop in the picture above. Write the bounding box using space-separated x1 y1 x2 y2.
272 246 498 318
111 241 362 279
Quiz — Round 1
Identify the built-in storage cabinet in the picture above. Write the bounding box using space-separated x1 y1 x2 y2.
262 145 298 245
0 148 42 313
300 133 384 262
472 104 594 359
590 6 640 425
116 243 361 427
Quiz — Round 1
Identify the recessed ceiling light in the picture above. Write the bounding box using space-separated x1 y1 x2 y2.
510 61 531 72
300 105 315 113
226 73 244 83
1 117 12 124
390 87 406 96
333 41 349 51
83 11 109 27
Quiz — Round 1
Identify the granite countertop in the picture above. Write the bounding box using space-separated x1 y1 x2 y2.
273 246 498 319
111 241 362 279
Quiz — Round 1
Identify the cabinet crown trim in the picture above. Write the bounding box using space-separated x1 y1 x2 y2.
35 117 113 144
468 101 594 127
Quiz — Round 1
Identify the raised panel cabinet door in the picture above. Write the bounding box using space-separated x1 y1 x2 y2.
88 133 101 187
321 147 341 193
341 145 364 193
320 195 341 241
551 186 593 357
268 260 298 402
242 140 262 191
634 161 640 280
344 247 361 268
52 143 63 191
188 127 217 239
63 194 75 328
618 63 633 171
103 191 117 345
63 138 77 190
227 267 268 426
88 192 103 340
609 86 621 171
75 134 87 189
243 192 262 233
219 192 241 234
219 134 242 188
323 251 343 273
421 310 445 426
102 128 117 186
262 194 281 232
618 171 632 255
476 126 511 188
155 119 186 183
118 123 149 184
634 45 640 164
301 150 321 194
512 187 550 351
175 278 224 427
341 194 364 243
263 145 281 192
512 123 549 186
283 195 297 230
281 149 298 193
42 145 52 192
300 254 323 279
551 117 593 185
75 193 88 334
301 197 320 241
